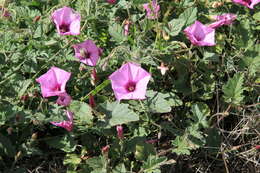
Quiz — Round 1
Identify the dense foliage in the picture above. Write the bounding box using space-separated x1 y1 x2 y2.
0 0 259 172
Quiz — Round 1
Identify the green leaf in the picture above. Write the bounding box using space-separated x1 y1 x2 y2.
69 101 93 124
142 155 167 173
98 101 139 127
63 154 81 166
108 23 126 43
112 164 127 173
222 73 245 105
179 7 197 27
253 11 260 21
46 134 76 153
135 142 156 161
18 79 32 98
166 7 197 36
172 136 191 155
85 156 107 173
146 90 182 113
167 19 185 36
190 103 209 128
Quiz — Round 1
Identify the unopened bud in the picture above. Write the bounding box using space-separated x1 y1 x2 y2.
89 95 96 108
116 125 124 140
101 145 110 153
33 16 41 23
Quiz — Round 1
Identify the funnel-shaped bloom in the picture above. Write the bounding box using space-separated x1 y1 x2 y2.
56 93 72 106
36 67 71 98
208 13 236 28
232 0 260 9
73 40 102 66
109 62 151 101
143 0 160 19
51 6 81 35
184 21 215 46
51 111 73 131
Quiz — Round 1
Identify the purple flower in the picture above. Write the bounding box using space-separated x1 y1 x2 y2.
51 111 73 131
208 13 237 29
36 67 71 98
56 93 72 106
184 21 216 47
232 0 260 9
116 125 124 139
143 0 160 19
51 6 81 35
73 40 102 66
109 62 151 101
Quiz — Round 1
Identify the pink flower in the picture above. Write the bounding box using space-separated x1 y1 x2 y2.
107 0 116 4
208 13 236 29
51 6 81 35
56 93 72 106
232 0 260 9
36 67 71 98
116 125 124 139
184 20 215 47
143 0 160 19
109 62 151 101
51 111 73 131
73 40 102 66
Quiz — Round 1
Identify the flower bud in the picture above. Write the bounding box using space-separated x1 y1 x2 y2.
116 125 124 139
89 94 96 108
101 145 110 153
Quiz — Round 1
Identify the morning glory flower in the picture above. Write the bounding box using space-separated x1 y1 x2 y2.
184 20 216 47
36 67 71 98
143 0 160 19
232 0 260 9
73 40 102 66
56 93 72 106
109 62 151 101
208 13 237 29
51 111 73 131
51 6 81 35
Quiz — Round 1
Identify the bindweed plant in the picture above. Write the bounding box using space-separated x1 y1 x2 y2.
0 0 260 172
